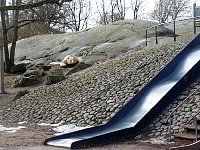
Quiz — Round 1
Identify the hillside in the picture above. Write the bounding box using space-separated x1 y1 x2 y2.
0 19 199 149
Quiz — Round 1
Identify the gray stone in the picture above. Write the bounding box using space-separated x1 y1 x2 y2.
44 68 66 85
23 67 44 77
10 63 28 73
13 90 30 100
12 75 38 87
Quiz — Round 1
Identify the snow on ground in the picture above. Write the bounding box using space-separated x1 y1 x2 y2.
17 121 27 125
0 124 26 133
51 124 92 136
0 119 90 136
141 136 174 145
38 122 92 136
0 119 91 136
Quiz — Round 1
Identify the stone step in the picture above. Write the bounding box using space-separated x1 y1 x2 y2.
174 132 200 140
196 117 200 123
188 117 200 125
182 124 200 133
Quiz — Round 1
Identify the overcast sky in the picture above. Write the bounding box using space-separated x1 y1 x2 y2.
92 0 200 21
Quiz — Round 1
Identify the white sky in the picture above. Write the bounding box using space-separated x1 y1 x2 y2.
125 0 200 19
92 0 200 21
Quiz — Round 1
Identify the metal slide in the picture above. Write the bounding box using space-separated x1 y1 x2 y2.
44 34 200 149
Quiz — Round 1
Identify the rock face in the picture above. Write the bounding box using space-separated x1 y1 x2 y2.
13 20 174 65
44 68 66 85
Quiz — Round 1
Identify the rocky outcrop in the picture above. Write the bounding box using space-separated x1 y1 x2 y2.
13 20 174 66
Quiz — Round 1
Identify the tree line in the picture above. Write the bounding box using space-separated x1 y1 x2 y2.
0 0 191 73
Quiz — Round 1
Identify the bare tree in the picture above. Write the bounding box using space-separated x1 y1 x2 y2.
0 0 72 72
151 0 172 23
151 0 190 23
96 0 109 25
0 0 72 11
96 0 126 25
10 0 21 66
170 0 190 20
64 0 92 31
19 0 92 32
131 0 145 19
114 0 126 20
1 0 10 73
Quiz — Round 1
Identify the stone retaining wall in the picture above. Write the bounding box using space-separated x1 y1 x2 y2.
148 77 200 139
1 39 198 141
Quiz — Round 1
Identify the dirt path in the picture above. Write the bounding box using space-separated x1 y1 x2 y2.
12 143 167 150
0 123 169 150
0 122 171 150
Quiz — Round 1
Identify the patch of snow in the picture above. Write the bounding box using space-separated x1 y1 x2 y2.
50 62 61 65
15 60 31 65
0 124 26 133
18 121 27 125
38 122 92 137
140 136 173 145
52 124 92 136
37 123 52 126
50 62 61 66
46 124 92 147
37 121 65 127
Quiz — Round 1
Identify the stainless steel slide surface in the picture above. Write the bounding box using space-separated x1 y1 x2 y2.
44 34 200 149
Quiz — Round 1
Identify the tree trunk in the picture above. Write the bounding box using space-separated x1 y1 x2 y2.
10 0 21 66
1 0 10 73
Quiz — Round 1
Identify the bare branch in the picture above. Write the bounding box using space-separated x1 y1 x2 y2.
0 0 72 11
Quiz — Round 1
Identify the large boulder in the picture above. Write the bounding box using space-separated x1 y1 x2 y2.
44 68 66 85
